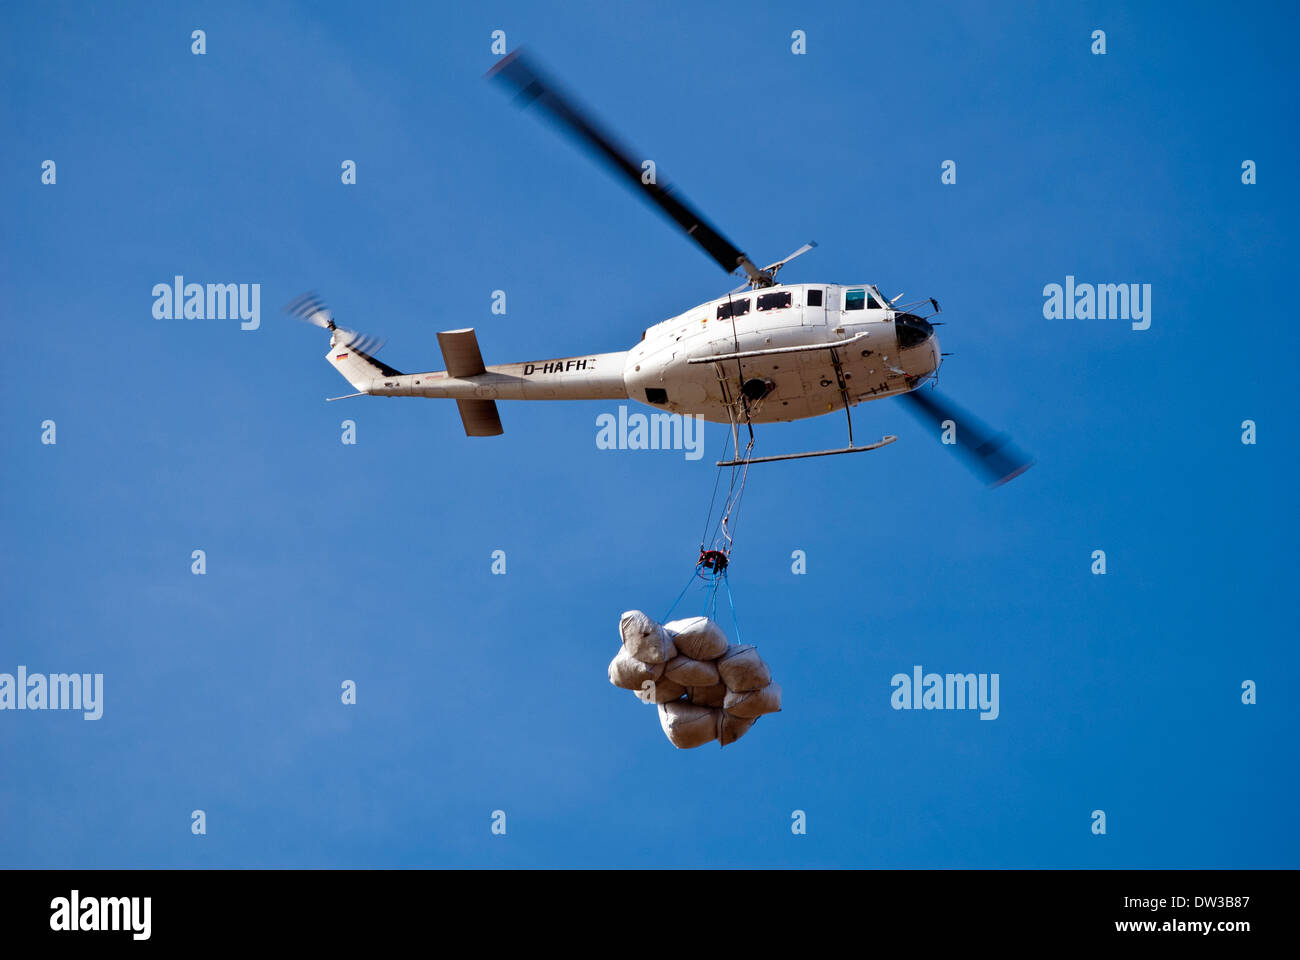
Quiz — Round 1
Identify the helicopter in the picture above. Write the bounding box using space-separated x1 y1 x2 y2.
289 49 1032 485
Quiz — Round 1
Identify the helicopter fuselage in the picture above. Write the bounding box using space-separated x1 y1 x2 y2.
626 281 940 424
356 282 941 426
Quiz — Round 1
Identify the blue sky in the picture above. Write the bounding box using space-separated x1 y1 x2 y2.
1 0 1295 867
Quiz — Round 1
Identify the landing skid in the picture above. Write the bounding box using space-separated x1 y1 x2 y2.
716 435 896 467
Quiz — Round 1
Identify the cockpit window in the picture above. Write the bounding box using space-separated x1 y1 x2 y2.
757 291 792 311
844 287 881 311
716 298 751 320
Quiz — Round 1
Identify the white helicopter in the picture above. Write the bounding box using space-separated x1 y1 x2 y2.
290 50 1031 483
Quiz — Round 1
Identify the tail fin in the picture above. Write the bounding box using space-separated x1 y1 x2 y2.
327 329 402 393
286 292 400 395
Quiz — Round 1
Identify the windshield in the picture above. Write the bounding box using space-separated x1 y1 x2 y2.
844 287 884 311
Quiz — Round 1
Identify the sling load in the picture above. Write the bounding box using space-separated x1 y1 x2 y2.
608 610 781 748
604 325 843 748
603 378 781 748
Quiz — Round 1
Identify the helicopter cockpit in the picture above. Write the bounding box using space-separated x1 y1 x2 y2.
842 285 888 311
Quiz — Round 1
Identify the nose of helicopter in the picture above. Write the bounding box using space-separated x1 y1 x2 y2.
894 312 935 349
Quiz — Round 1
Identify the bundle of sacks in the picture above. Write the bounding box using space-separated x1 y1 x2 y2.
608 610 781 748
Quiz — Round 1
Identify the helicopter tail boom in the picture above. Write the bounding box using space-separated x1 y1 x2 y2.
359 351 631 403
329 329 630 436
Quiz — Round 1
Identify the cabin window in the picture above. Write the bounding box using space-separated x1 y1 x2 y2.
757 291 792 311
806 288 823 307
844 288 882 311
716 298 751 320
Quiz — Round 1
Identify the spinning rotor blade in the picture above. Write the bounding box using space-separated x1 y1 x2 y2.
761 242 817 276
285 291 336 330
284 291 391 361
899 388 1034 487
488 49 763 283
339 330 388 356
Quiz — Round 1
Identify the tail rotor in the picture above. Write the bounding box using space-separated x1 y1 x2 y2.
284 291 388 355
286 291 337 331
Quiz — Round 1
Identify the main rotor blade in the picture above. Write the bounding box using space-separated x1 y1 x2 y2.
761 242 817 275
488 49 757 280
899 388 1034 487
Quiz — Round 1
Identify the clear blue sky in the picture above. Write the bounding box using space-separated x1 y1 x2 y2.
2 0 1295 868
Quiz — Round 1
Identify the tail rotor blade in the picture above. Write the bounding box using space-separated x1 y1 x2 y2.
285 291 394 370
344 331 387 356
285 291 335 330
899 388 1034 487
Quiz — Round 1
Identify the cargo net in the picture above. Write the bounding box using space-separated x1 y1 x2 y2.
663 541 741 644
608 610 781 749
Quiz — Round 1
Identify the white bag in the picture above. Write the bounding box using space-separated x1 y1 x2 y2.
664 654 721 687
720 713 757 746
687 682 728 707
608 647 663 691
636 676 686 704
723 682 782 718
620 610 677 664
717 644 772 692
663 616 729 661
658 700 720 749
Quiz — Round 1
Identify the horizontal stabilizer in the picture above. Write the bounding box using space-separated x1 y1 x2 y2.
456 399 503 437
437 328 488 379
